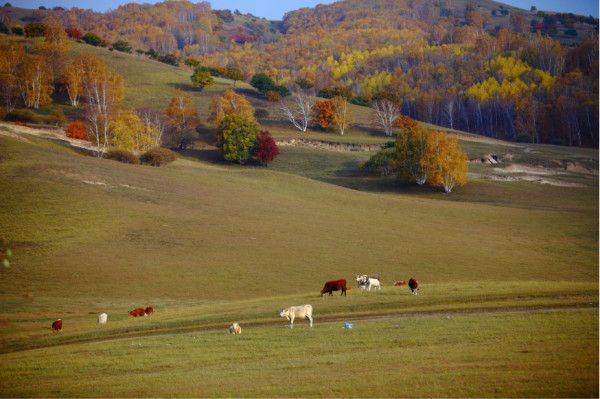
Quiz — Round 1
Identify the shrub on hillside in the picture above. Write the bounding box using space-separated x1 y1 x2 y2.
105 149 139 164
24 22 47 37
47 108 66 127
65 27 82 40
4 109 40 124
254 108 269 120
140 147 177 166
362 148 396 176
11 25 24 35
254 130 279 166
65 120 88 140
265 90 281 102
82 32 102 46
158 54 179 66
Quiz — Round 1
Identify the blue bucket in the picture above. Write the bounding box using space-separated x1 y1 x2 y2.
343 323 353 329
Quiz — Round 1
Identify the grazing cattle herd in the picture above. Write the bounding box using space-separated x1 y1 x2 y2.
49 276 420 333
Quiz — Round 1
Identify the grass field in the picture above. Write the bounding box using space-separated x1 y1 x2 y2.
0 38 598 397
0 124 598 396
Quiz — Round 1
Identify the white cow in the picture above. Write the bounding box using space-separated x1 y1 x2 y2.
356 275 382 291
279 304 313 328
228 322 241 335
97 313 108 324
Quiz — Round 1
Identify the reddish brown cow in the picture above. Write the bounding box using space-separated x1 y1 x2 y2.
129 308 145 317
408 278 419 295
321 279 347 296
394 280 407 287
51 319 63 332
144 306 154 316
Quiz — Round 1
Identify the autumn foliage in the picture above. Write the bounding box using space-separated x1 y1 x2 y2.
312 100 336 129
208 89 255 127
395 127 468 193
393 115 418 130
65 120 88 140
254 130 279 166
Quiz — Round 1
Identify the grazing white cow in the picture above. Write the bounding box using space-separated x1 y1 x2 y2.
356 275 382 291
228 322 241 335
279 304 313 328
97 313 108 324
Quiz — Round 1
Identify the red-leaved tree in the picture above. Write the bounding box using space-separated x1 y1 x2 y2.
254 130 279 166
65 27 83 40
65 120 88 140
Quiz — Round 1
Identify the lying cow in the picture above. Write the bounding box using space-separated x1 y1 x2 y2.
408 278 419 295
356 275 381 291
144 306 154 316
394 280 407 287
97 313 108 324
228 322 241 335
129 308 145 317
321 279 347 296
279 304 313 328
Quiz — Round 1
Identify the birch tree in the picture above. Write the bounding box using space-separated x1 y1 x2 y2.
372 98 401 137
281 92 314 132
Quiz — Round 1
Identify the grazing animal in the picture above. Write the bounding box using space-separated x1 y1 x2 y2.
129 308 145 317
321 279 347 296
356 275 381 291
144 306 154 316
228 322 242 335
394 280 407 287
51 319 63 332
279 305 313 328
408 278 419 295
97 313 108 324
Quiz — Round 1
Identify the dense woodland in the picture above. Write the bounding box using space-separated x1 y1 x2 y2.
0 0 598 146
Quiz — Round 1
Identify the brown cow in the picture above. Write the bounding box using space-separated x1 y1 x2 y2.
321 279 347 296
144 306 154 316
129 308 145 317
408 278 419 295
394 280 407 287
51 319 63 332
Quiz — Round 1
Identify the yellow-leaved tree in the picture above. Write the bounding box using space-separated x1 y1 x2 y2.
79 54 125 157
17 54 54 109
110 110 154 151
207 89 255 127
421 131 468 193
331 95 352 135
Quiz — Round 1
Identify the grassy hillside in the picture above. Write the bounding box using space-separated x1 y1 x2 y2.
0 126 597 396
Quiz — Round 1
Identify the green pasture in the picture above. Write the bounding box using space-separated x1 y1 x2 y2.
0 310 597 397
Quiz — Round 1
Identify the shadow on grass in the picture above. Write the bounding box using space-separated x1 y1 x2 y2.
176 148 266 168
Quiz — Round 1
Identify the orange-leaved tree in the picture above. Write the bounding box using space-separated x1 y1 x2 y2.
164 90 199 149
312 100 335 130
207 89 255 127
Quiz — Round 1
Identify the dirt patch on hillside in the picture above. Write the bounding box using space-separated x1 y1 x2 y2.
0 122 97 153
484 174 586 187
277 138 382 152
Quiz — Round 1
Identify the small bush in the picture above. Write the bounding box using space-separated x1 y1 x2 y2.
254 108 269 119
140 147 177 166
105 149 139 164
265 90 281 102
362 148 396 176
5 109 40 124
65 120 88 140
